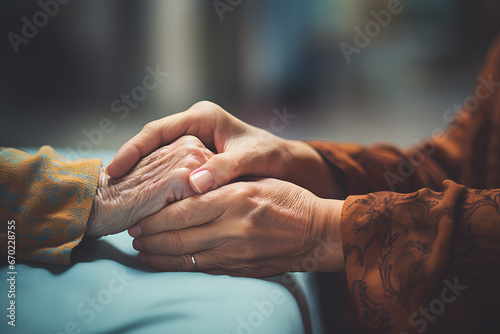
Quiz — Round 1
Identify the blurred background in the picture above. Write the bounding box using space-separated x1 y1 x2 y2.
1 0 500 154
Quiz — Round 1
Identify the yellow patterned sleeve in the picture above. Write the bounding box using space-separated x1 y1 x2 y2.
0 146 101 264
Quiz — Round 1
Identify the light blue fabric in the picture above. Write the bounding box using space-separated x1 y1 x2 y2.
1 232 305 334
0 149 321 334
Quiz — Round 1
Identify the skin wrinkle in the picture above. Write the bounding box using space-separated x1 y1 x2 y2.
257 185 313 259
104 100 344 277
87 136 214 237
166 178 337 274
84 34 500 331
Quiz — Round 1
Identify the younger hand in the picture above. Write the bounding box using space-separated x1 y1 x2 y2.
107 101 338 198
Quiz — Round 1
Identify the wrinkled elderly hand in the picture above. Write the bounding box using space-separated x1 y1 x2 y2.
129 178 345 277
86 135 213 237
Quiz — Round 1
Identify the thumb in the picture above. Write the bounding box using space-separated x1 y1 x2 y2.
189 153 243 193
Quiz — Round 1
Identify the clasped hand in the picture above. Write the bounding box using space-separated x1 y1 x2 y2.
100 101 345 277
130 178 343 277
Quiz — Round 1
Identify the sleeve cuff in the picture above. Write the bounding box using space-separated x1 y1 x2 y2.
1 146 101 264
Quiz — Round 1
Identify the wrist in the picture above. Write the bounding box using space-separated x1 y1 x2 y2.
310 198 345 272
281 140 340 198
85 170 107 237
85 201 96 236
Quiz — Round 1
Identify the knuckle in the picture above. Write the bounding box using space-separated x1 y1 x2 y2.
180 134 202 146
169 167 191 185
182 156 204 170
188 157 204 170
149 146 168 161
224 183 251 204
171 140 206 162
191 100 225 118
171 142 205 162
232 185 248 200
234 182 257 199
183 143 201 155
142 120 158 132
226 183 261 215
169 201 191 229
228 155 243 175
192 100 216 110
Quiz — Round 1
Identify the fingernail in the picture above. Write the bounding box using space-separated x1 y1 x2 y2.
190 170 215 193
129 225 142 237
133 239 142 251
105 158 114 175
138 252 146 263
